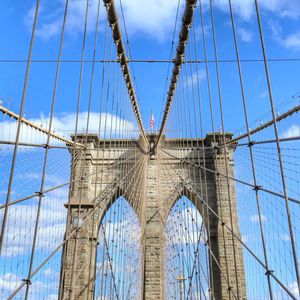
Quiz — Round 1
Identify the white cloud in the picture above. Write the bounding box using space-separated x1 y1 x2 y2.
24 0 184 41
281 124 300 139
208 0 254 21
24 0 105 40
249 214 267 223
0 273 19 291
269 20 300 51
237 27 253 43
165 205 206 246
213 0 300 21
43 267 53 277
2 194 67 257
259 0 300 19
202 0 300 22
0 111 137 146
259 91 267 99
102 218 141 245
194 24 211 40
24 4 38 31
280 233 291 241
16 173 64 190
269 19 282 39
288 281 299 295
117 0 184 41
0 197 142 298
223 21 253 43
0 271 58 299
46 294 59 300
24 0 300 42
0 199 66 296
241 234 248 243
283 32 300 50
184 70 206 88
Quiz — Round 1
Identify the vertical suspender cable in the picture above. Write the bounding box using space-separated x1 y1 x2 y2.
25 1 69 298
209 0 241 296
0 0 40 254
104 0 149 148
227 0 273 298
254 0 300 294
156 0 196 146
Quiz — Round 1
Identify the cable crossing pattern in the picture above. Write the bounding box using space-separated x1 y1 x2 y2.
0 0 300 299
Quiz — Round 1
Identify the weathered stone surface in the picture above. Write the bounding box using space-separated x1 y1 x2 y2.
59 133 246 300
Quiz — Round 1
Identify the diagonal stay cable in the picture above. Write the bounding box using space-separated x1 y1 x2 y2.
103 0 148 147
7 153 145 299
0 151 139 209
157 150 237 299
0 104 84 148
158 149 298 299
160 147 300 205
156 0 196 146
229 103 300 144
159 0 181 125
0 0 40 254
100 222 120 300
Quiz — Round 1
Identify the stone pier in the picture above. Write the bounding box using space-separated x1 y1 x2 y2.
59 133 247 300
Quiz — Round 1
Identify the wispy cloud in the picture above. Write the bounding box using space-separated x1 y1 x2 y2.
259 91 268 99
0 273 19 292
269 20 300 51
2 195 67 257
281 124 300 139
184 70 206 88
281 32 300 51
24 0 300 42
0 272 58 298
280 233 291 241
288 281 299 295
241 234 248 243
259 0 300 19
205 0 300 22
24 0 105 40
250 214 267 223
0 192 67 298
0 111 137 146
117 0 184 41
24 0 184 41
237 27 253 43
204 0 254 21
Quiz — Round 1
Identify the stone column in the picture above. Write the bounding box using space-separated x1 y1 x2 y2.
58 133 247 300
59 135 99 300
141 156 165 299
59 202 98 300
205 133 247 300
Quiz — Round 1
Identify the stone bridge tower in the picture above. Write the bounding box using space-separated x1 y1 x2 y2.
59 133 246 300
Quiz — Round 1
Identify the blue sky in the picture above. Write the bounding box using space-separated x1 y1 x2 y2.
1 0 300 299
0 0 300 135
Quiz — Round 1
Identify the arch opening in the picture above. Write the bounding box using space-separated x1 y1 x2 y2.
164 196 209 299
94 196 142 299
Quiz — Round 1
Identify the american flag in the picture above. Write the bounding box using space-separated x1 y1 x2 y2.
150 112 155 129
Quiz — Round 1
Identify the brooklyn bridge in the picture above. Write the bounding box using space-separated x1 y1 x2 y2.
0 0 300 299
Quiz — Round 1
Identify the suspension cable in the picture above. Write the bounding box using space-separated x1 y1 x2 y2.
104 0 148 147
